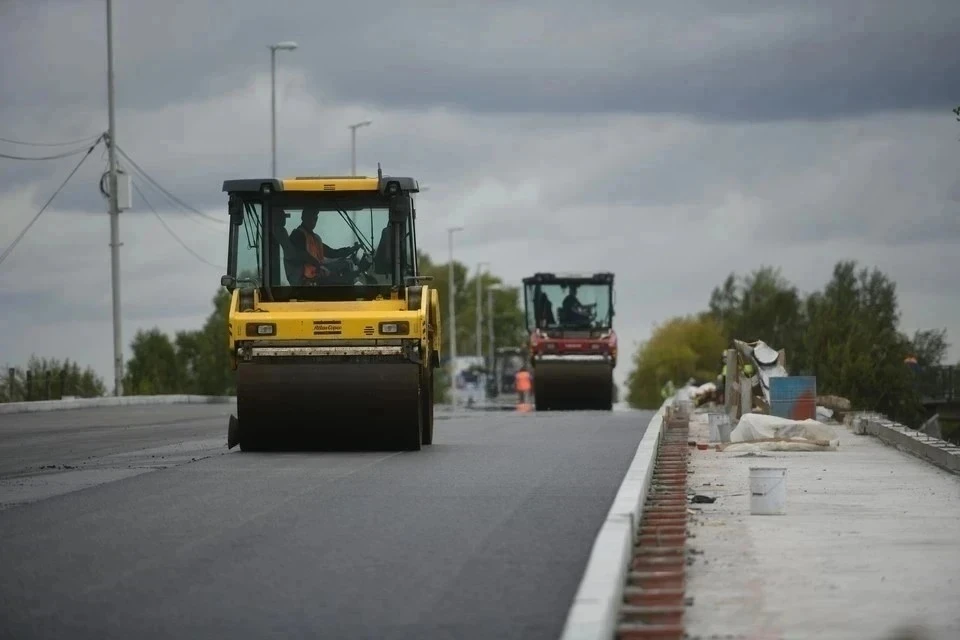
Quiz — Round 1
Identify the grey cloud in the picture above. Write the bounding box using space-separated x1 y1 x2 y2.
743 117 960 248
4 0 959 216
3 0 957 125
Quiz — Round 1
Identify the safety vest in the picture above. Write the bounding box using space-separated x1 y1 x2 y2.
301 230 324 279
515 370 531 392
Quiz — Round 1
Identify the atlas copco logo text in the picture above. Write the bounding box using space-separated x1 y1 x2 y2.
313 320 342 336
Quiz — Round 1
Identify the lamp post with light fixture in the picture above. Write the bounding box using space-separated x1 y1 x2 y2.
475 262 489 360
447 226 464 408
485 284 509 403
270 41 298 177
349 120 372 176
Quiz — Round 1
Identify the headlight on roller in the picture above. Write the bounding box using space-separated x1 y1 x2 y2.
245 323 276 337
379 321 410 335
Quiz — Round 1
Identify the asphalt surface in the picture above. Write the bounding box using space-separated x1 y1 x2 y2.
0 403 653 640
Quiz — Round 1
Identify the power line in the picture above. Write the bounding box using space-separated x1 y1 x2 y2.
0 133 102 147
0 136 104 268
131 179 221 269
106 165 222 233
0 145 97 161
114 146 224 224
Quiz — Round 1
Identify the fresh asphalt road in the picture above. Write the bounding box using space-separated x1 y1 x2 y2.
0 403 653 640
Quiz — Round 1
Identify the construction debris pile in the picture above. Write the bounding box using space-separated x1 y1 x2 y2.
684 338 852 450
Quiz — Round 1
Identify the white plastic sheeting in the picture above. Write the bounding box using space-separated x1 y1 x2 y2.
720 413 840 452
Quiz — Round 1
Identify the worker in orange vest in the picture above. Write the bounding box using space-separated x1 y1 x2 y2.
288 208 360 283
515 366 532 404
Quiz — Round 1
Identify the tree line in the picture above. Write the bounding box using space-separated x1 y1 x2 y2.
122 251 527 402
1 251 528 404
0 356 106 403
625 260 954 429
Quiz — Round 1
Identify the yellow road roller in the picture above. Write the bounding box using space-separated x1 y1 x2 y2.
220 168 441 451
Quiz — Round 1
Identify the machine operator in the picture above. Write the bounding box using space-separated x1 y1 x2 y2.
560 284 596 325
287 208 361 284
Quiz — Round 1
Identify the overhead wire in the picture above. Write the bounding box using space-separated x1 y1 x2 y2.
0 135 104 268
0 133 102 147
0 145 99 161
130 179 221 269
114 145 224 225
117 165 223 233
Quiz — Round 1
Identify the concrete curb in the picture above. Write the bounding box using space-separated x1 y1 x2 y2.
0 395 237 415
559 397 672 640
854 414 960 476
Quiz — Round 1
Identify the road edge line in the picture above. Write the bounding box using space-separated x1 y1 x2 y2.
559 397 673 640
0 395 237 415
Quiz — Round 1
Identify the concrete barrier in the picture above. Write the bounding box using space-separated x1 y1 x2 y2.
559 395 674 640
0 395 237 415
852 413 960 476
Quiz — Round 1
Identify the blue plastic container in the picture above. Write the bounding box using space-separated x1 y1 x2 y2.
768 376 817 420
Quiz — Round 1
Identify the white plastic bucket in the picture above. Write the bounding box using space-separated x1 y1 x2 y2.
749 467 787 515
708 412 732 442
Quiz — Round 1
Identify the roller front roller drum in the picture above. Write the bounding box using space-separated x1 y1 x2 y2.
234 360 424 451
533 360 614 411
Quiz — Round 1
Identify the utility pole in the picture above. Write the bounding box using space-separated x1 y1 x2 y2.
105 0 122 396
349 120 372 175
270 41 298 177
447 226 463 408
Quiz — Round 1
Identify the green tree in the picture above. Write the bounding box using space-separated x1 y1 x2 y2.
178 288 235 395
124 328 182 395
418 251 526 404
0 356 106 402
637 260 941 426
418 251 527 362
708 266 805 364
802 261 920 423
910 328 949 367
625 315 727 409
114 252 524 403
124 289 235 397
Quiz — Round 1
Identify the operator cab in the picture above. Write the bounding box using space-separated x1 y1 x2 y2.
522 272 615 336
220 170 424 303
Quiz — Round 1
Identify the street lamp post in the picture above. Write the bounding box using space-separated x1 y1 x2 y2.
486 287 496 371
447 226 464 408
475 262 489 360
486 285 507 397
349 120 372 176
475 261 490 404
270 41 298 177
486 285 507 369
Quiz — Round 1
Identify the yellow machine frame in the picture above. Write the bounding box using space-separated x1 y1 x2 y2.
220 172 442 452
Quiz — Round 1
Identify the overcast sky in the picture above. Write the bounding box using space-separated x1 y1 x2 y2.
1 0 958 395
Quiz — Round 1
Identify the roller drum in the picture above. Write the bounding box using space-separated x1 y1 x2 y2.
236 360 423 451
532 359 614 411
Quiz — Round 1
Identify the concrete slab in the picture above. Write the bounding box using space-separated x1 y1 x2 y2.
684 412 960 640
853 414 960 476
